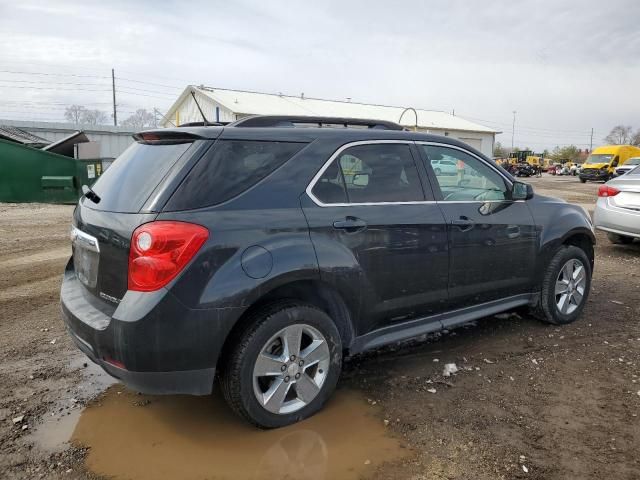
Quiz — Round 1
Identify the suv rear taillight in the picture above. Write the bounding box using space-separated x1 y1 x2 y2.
128 221 209 292
598 185 620 198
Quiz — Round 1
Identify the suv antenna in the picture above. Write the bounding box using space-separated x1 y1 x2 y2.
190 90 211 125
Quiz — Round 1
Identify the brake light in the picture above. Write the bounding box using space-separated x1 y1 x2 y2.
128 221 209 292
598 185 620 197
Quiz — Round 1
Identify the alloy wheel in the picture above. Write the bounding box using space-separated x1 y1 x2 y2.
252 324 330 415
555 259 586 315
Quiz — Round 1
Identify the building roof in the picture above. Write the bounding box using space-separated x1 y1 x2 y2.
42 130 89 157
164 86 499 134
0 119 137 135
0 125 51 147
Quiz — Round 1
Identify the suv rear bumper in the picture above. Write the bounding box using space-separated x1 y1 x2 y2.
60 261 243 395
65 324 216 394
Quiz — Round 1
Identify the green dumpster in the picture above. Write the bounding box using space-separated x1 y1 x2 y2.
0 138 103 203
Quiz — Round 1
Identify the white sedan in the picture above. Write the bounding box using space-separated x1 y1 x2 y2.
593 166 640 244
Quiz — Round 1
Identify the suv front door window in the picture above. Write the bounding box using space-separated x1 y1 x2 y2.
420 144 538 316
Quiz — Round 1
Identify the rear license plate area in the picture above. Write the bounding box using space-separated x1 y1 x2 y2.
71 227 100 289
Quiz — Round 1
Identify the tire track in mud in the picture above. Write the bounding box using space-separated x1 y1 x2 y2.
0 247 69 270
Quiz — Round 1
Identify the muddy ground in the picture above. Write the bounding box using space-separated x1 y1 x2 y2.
1 176 639 479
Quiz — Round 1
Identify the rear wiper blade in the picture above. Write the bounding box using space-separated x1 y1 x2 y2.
82 185 101 204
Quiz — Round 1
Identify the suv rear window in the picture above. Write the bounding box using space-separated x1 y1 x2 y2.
89 142 192 213
165 140 306 210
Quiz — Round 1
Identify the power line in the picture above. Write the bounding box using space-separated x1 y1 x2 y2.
0 78 110 87
0 84 111 92
116 77 183 91
461 113 596 135
0 69 109 79
116 89 176 100
0 100 115 106
115 85 178 96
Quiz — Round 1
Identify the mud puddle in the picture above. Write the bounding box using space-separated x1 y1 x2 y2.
68 386 407 480
29 356 116 453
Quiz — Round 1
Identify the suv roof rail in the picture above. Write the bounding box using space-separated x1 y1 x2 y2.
228 115 405 131
178 121 228 127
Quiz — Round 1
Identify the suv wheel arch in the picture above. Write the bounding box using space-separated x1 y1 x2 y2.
219 280 356 367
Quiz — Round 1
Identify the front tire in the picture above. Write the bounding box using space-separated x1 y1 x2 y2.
580 177 587 183
607 232 634 245
532 245 592 325
220 302 342 428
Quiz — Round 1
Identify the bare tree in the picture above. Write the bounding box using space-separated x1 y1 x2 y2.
64 105 86 125
631 129 640 146
121 109 156 130
81 109 108 126
604 125 633 145
493 141 507 157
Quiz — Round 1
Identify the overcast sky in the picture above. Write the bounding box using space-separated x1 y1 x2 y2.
1 0 638 150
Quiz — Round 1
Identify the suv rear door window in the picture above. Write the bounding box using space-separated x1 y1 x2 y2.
312 143 424 204
89 142 192 213
166 140 306 210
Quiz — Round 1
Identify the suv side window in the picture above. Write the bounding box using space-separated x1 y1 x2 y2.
312 143 424 204
421 145 508 202
166 140 306 210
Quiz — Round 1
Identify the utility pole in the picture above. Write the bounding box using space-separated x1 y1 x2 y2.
589 127 593 151
511 110 517 151
111 68 117 126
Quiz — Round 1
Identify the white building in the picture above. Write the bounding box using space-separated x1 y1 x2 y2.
162 86 499 157
0 119 136 159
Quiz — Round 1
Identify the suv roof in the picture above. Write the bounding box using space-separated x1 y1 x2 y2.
139 115 482 152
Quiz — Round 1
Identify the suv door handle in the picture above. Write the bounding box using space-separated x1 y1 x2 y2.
333 217 367 233
451 216 475 232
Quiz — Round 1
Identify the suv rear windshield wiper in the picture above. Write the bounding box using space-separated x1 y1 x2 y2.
82 185 101 204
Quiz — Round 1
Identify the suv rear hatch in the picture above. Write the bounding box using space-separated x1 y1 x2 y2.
71 131 215 302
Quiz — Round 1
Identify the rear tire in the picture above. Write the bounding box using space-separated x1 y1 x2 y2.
220 301 342 429
607 232 634 245
531 245 591 325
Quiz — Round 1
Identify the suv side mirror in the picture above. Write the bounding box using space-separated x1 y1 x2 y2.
511 181 534 200
352 173 369 187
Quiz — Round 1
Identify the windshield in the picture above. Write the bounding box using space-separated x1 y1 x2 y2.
584 153 613 164
628 165 640 175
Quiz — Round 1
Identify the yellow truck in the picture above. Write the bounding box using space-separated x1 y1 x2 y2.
579 145 640 183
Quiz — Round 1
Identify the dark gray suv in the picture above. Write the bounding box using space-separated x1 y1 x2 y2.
61 116 595 428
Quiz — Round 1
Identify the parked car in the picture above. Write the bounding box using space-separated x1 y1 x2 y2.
593 165 640 244
430 158 457 175
614 156 640 177
61 115 595 428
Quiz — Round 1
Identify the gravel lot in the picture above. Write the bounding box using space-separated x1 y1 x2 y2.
1 175 639 479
